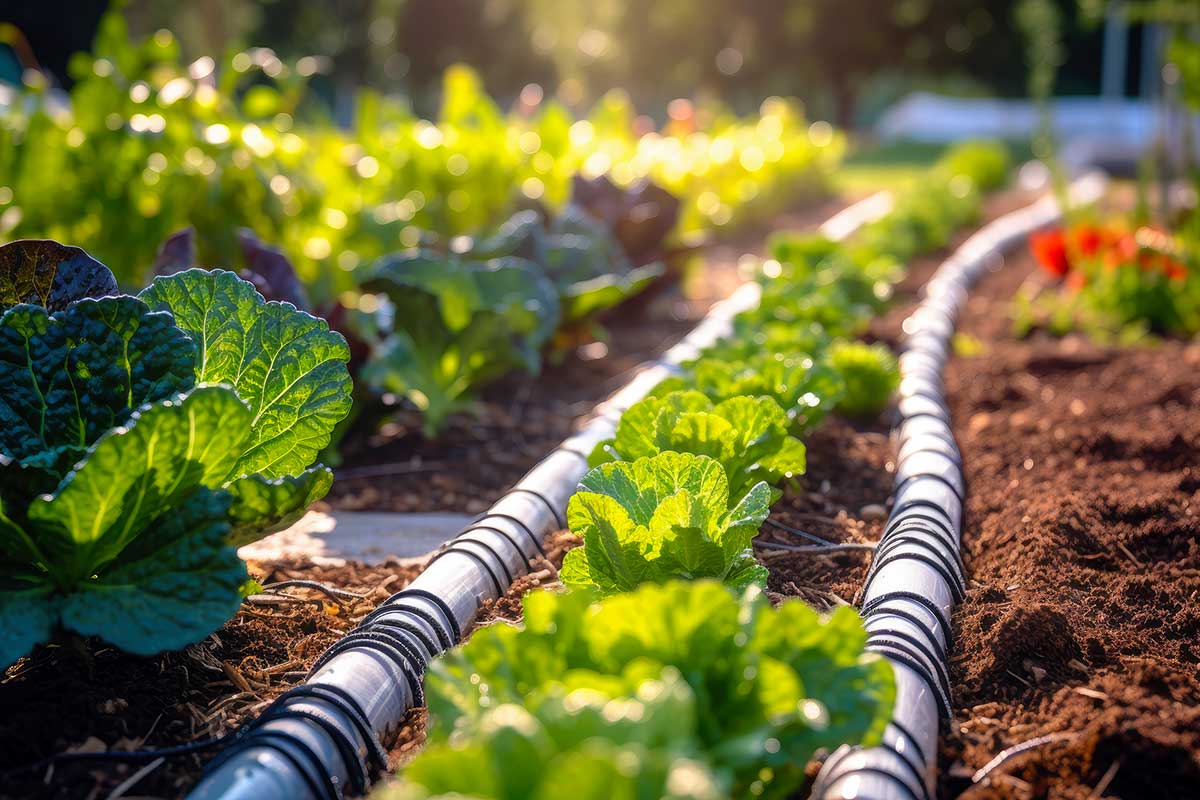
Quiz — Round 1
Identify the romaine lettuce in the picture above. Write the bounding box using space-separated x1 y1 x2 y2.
560 452 770 594
418 581 895 799
589 390 806 501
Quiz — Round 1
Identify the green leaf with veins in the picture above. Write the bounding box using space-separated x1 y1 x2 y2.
26 386 251 585
0 387 252 667
561 452 770 594
58 486 246 656
0 297 196 502
138 268 352 479
388 672 723 800
0 583 58 670
361 252 559 435
224 466 333 546
0 240 119 313
653 352 846 435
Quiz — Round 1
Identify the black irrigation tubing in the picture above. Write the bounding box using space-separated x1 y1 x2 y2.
811 171 1108 800
183 193 901 800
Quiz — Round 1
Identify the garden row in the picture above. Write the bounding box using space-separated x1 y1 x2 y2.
0 139 1008 798
0 10 840 298
339 141 1014 799
0 11 854 446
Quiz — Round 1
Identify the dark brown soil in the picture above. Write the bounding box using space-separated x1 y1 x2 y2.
0 531 577 800
763 188 1200 798
328 197 854 514
0 559 422 800
937 248 1200 800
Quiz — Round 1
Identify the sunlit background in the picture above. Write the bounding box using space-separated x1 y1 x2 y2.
2 0 1168 122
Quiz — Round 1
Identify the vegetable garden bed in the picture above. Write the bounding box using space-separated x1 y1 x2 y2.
327 195 855 515
0 192 859 800
935 236 1200 799
11 138 1192 800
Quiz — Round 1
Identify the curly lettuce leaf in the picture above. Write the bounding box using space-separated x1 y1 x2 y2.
827 340 900 418
562 453 770 594
423 581 895 798
387 672 722 800
589 391 806 500
0 240 119 313
361 252 560 434
653 352 846 435
138 268 352 479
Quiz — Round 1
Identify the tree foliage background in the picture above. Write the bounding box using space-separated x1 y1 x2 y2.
3 0 1126 124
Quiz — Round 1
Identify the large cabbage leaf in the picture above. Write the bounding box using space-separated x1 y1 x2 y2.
139 268 352 479
0 387 251 666
0 296 196 503
0 257 351 668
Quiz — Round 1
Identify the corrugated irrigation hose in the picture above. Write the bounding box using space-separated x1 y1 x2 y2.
811 171 1107 800
186 193 896 800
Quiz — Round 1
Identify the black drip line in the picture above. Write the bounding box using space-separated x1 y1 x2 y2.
818 746 931 800
866 639 954 723
886 718 929 768
890 497 961 530
896 439 962 469
865 629 954 717
893 470 966 505
306 630 426 707
861 591 953 647
862 607 949 664
497 487 566 529
864 539 967 604
870 531 965 589
425 539 509 596
884 511 959 552
360 588 461 648
877 524 965 576
453 524 534 570
821 765 926 800
462 513 545 556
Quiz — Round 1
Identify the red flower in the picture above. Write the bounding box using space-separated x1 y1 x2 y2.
1071 224 1106 256
1030 229 1070 277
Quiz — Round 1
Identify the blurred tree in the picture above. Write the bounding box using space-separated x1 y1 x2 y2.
5 0 1115 123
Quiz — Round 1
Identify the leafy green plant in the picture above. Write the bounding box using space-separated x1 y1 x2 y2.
0 10 842 300
358 252 560 435
561 452 770 594
827 341 900 418
0 241 351 667
382 669 723 800
410 581 894 799
454 205 666 324
651 353 845 435
589 391 806 500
